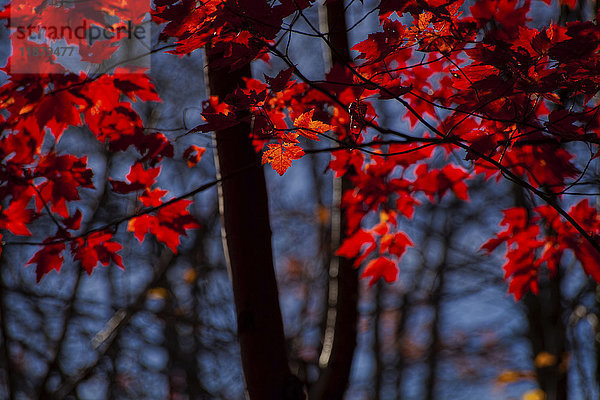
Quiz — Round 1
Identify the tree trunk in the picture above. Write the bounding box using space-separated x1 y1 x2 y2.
205 47 304 400
424 234 449 400
523 273 568 400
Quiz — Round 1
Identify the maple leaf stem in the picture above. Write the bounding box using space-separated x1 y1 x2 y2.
88 45 177 80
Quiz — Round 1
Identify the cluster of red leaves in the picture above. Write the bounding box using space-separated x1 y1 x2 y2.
482 200 600 300
0 1 201 281
335 0 600 290
178 0 600 289
192 74 334 175
110 163 200 252
336 211 412 286
2 0 600 295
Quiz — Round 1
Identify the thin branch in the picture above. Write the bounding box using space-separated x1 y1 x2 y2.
4 163 254 247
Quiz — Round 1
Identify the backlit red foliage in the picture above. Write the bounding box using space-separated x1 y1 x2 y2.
0 0 599 297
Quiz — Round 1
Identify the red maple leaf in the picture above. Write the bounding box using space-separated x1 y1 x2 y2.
264 67 295 92
380 232 413 258
362 256 398 287
336 229 377 260
261 143 305 175
128 198 200 253
72 232 124 274
293 109 332 140
414 164 470 201
1 196 33 236
110 163 161 194
28 242 66 283
34 154 94 218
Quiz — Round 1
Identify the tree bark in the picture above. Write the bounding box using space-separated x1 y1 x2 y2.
424 233 449 400
205 47 304 400
523 274 568 400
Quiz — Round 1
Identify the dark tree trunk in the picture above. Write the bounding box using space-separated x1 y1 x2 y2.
424 236 449 400
205 47 304 400
523 273 568 400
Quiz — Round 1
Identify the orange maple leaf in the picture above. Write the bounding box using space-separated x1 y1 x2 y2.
261 143 305 175
293 110 332 140
183 145 206 167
